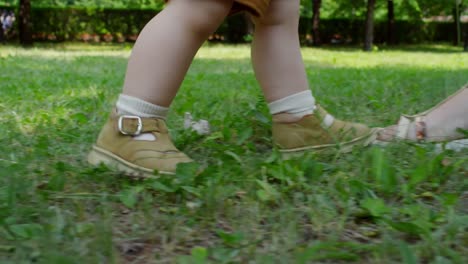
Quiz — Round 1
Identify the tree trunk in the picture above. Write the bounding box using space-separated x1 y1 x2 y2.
364 0 376 51
387 0 396 45
464 23 468 51
0 19 4 43
453 4 461 46
19 0 33 46
311 0 322 46
245 13 254 36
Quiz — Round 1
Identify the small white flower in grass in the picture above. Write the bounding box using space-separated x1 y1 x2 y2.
184 112 211 135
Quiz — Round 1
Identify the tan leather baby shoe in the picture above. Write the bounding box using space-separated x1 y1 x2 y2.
88 110 192 177
272 105 379 158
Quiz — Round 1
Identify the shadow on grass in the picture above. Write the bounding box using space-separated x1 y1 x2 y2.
3 42 465 54
314 43 465 53
380 43 466 54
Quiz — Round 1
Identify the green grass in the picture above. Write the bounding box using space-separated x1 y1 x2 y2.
0 43 467 263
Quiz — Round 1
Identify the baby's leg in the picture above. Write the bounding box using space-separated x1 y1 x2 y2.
252 0 378 156
123 0 234 106
89 0 234 176
251 0 309 103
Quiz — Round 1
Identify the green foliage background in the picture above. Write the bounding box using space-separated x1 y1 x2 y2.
0 0 465 18
0 0 165 9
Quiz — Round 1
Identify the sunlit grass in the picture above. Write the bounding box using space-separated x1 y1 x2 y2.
0 43 467 263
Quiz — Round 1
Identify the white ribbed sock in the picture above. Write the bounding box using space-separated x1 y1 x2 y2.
268 90 316 119
116 94 169 119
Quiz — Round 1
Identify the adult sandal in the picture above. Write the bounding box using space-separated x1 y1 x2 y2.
378 85 468 143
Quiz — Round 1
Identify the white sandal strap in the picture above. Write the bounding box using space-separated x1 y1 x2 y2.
397 115 426 141
415 116 427 140
396 116 411 139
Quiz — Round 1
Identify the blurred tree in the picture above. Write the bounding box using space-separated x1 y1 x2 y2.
0 0 165 9
18 0 32 46
464 23 468 51
1 0 465 46
364 0 376 51
416 0 466 46
452 0 462 45
0 17 4 43
311 0 322 46
387 0 396 44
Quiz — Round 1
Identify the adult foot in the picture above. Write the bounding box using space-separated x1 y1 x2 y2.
377 86 468 143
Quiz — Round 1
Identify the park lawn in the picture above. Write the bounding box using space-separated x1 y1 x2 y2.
0 43 467 263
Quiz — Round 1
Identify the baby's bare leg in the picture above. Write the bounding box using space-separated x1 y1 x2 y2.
252 0 377 156
251 0 309 103
123 0 234 107
88 0 234 176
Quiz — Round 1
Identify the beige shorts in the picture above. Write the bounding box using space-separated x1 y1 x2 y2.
231 0 270 17
164 0 271 17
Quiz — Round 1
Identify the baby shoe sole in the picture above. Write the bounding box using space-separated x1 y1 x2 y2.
88 145 175 178
280 128 380 159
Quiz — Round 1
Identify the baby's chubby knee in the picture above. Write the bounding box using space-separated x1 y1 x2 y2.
170 0 234 36
253 0 300 26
